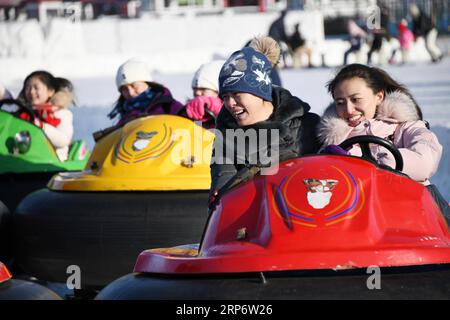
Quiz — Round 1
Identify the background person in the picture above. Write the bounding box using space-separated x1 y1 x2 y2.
109 59 185 125
186 60 224 128
410 3 443 63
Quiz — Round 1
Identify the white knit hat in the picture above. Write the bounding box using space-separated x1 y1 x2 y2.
115 59 153 89
191 60 225 93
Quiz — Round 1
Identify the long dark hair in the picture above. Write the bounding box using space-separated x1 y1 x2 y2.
326 64 423 120
18 70 73 105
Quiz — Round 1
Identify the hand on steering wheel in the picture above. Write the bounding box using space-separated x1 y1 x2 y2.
0 98 36 122
339 135 404 171
202 107 217 128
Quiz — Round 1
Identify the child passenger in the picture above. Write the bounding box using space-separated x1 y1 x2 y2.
18 70 74 161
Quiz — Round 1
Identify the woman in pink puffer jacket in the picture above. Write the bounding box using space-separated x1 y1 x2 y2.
318 63 442 186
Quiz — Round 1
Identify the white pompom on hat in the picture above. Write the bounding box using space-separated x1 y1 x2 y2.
191 60 225 93
115 59 153 90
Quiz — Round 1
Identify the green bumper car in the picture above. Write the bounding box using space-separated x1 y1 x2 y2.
0 99 89 212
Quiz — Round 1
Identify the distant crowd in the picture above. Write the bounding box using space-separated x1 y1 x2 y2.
268 3 444 68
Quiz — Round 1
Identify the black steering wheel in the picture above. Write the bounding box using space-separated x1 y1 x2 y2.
203 107 217 128
0 98 36 122
339 135 404 171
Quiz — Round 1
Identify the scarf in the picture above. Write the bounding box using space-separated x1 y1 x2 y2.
108 88 155 120
20 103 61 127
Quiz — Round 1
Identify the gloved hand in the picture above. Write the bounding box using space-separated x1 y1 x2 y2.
320 144 349 155
186 96 222 121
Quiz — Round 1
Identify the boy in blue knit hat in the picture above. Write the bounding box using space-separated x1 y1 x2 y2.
219 46 274 126
209 36 321 199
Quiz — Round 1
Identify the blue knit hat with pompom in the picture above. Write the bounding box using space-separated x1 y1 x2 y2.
219 47 273 102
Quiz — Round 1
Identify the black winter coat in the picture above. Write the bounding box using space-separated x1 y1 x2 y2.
210 86 320 195
412 13 434 37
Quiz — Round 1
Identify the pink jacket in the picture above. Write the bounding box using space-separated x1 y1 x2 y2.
399 28 414 49
318 91 443 184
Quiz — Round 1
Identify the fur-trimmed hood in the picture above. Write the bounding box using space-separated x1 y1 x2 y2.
318 91 420 145
50 89 74 109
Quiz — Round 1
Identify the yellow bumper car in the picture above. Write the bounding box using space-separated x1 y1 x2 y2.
13 115 214 289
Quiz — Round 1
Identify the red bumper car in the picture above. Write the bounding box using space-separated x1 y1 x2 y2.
0 261 62 300
96 136 450 299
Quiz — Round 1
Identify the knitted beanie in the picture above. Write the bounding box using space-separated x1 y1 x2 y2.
219 47 272 101
116 59 152 90
191 60 225 93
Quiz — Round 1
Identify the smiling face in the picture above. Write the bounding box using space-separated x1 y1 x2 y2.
333 77 384 127
222 92 273 126
120 81 149 100
25 76 55 106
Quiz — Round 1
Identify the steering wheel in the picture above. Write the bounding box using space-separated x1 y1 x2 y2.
203 108 217 128
0 98 36 122
339 135 404 171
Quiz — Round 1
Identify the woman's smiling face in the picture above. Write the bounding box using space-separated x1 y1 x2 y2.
333 77 384 127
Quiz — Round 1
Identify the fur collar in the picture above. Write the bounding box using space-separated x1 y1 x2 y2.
50 89 73 109
318 91 420 145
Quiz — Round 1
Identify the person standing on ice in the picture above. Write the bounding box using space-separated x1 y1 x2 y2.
366 3 390 65
389 19 414 65
17 70 74 161
318 63 443 186
209 36 320 201
268 9 290 68
343 19 367 65
109 59 185 125
409 3 443 63
184 60 224 129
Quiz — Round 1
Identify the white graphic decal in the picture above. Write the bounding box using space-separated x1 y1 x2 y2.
304 179 338 209
132 131 158 151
